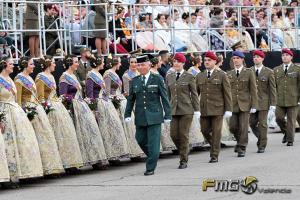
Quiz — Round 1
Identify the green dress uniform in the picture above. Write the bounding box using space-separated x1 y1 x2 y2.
250 66 277 150
125 72 171 172
196 68 232 160
166 71 199 164
228 67 258 154
274 63 300 144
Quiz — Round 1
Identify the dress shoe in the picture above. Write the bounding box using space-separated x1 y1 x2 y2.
257 148 265 153
144 170 154 176
209 157 218 163
287 142 293 146
92 163 109 170
282 134 287 143
1 182 19 189
178 162 188 169
237 151 245 157
65 167 81 175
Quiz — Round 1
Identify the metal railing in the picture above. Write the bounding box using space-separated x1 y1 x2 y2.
0 1 300 59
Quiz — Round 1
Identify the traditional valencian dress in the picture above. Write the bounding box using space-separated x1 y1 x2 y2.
0 129 9 183
59 71 108 166
103 69 141 158
14 73 64 175
35 72 83 169
86 70 130 160
0 74 43 181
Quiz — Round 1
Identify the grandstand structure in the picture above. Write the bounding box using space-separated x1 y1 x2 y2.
1 0 300 60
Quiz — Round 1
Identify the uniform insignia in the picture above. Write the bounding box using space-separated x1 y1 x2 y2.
148 85 158 88
260 76 267 81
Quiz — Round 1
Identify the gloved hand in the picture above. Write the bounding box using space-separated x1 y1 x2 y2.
298 102 300 105
269 106 276 111
125 117 132 122
250 108 257 113
224 111 232 118
194 111 201 119
164 119 171 123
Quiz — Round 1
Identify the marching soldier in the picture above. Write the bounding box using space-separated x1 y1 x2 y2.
124 55 172 176
250 50 276 153
228 51 258 157
196 51 232 163
122 56 139 96
166 53 200 169
274 49 300 146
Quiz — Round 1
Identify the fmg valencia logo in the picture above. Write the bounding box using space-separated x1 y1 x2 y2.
202 176 292 195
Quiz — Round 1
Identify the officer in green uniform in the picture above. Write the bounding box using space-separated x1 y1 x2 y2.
125 55 172 176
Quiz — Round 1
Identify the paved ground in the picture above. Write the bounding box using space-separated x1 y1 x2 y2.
1 130 300 200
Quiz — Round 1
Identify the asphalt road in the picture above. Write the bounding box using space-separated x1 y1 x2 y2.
1 130 299 200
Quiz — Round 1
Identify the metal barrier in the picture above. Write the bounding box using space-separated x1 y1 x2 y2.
0 1 300 59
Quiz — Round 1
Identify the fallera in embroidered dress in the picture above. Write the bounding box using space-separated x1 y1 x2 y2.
15 73 64 175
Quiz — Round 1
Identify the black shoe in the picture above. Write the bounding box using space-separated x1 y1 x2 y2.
209 157 218 163
65 167 81 175
92 163 108 170
257 148 265 153
287 142 293 146
144 170 154 176
178 162 188 169
44 174 61 179
1 182 19 189
282 134 287 143
237 151 245 157
109 160 122 166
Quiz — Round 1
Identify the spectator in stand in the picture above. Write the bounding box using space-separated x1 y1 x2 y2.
109 6 134 52
227 9 238 27
0 38 11 58
44 4 59 56
283 8 296 48
81 3 96 51
195 8 210 33
241 7 268 48
93 0 107 55
270 13 284 50
25 0 40 58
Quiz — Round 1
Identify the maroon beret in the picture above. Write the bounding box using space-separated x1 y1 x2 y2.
253 50 265 58
205 51 218 61
174 53 186 63
282 48 294 57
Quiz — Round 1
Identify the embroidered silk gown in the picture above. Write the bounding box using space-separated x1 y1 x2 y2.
103 69 140 157
0 74 43 181
86 70 130 160
59 72 108 165
0 129 9 183
35 72 83 169
14 73 64 175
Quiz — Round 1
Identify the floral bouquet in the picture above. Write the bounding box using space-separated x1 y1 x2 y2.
60 94 73 112
111 96 121 109
23 104 38 121
41 100 55 114
84 98 98 111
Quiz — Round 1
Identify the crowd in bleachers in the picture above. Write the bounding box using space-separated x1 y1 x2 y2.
1 0 300 58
